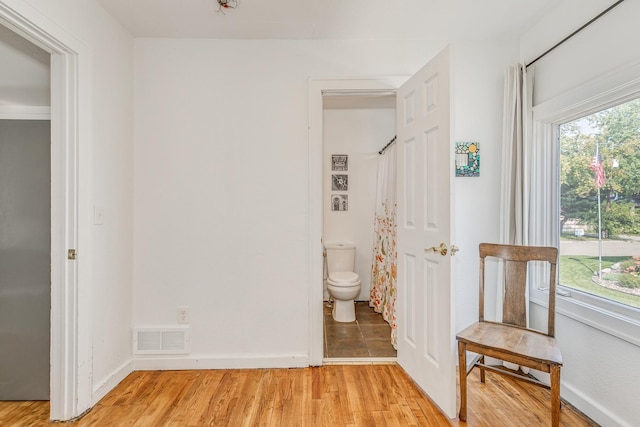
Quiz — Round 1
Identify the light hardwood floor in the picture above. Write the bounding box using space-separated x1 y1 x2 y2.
0 365 596 426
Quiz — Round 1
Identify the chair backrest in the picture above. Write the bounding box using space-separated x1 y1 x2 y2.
478 243 559 337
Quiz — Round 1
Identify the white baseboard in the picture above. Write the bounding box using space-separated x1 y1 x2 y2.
562 381 633 427
322 357 396 365
92 360 134 405
132 354 310 371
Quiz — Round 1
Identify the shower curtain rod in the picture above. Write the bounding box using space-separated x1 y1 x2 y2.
525 0 625 68
378 136 397 155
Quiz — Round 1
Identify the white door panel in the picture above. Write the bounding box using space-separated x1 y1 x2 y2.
396 45 456 418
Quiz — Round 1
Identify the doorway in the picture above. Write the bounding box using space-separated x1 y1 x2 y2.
321 92 397 360
308 77 407 366
0 17 51 401
0 3 90 419
309 48 457 417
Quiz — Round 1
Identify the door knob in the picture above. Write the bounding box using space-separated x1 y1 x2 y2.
425 243 447 256
450 245 460 256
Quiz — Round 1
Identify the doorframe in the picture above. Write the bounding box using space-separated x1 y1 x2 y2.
0 1 93 421
308 77 407 365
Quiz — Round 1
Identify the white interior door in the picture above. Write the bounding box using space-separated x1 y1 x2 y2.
396 46 456 418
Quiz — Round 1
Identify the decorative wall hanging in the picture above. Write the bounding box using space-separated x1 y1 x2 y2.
331 174 348 191
217 0 238 14
455 142 480 177
331 195 348 211
332 154 348 171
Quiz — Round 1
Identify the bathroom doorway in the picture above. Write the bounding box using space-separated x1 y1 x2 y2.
311 50 457 417
321 92 397 360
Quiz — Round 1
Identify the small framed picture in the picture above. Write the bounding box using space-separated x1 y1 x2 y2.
331 194 348 211
332 154 348 171
332 174 348 191
455 142 480 177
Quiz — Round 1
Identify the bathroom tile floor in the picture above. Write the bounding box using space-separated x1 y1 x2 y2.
323 301 397 358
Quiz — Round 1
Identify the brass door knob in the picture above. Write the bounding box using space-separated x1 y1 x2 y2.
425 243 448 256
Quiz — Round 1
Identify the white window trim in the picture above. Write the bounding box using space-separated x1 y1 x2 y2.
530 59 640 347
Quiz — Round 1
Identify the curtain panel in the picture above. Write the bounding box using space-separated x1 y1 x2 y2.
499 64 542 372
498 64 535 321
370 143 398 349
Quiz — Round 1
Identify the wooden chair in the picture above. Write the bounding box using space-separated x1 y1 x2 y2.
456 243 563 426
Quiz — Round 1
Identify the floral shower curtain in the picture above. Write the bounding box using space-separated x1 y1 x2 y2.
370 142 398 349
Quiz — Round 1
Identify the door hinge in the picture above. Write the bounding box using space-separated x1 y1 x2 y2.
68 249 77 260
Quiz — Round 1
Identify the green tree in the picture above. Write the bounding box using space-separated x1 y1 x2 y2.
588 99 640 200
560 98 640 237
583 201 639 236
559 123 597 231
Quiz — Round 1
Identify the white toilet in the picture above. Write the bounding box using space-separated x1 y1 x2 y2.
325 242 361 322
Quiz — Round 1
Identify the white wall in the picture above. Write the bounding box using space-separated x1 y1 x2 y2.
1 0 135 410
322 107 395 301
89 14 134 397
521 1 640 425
522 0 640 106
451 41 520 332
133 39 445 366
0 24 49 108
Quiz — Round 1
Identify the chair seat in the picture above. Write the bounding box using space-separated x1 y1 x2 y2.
457 321 562 369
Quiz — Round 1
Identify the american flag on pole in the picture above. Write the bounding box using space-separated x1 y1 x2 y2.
589 147 606 189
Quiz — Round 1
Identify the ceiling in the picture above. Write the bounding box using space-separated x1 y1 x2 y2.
96 0 557 41
1 0 558 107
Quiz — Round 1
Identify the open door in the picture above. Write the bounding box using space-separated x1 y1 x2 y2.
396 46 457 418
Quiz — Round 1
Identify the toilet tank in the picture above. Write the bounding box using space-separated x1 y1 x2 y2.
325 242 356 273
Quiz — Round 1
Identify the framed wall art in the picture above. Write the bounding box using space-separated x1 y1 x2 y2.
455 142 480 177
331 174 348 191
331 154 348 171
331 194 348 211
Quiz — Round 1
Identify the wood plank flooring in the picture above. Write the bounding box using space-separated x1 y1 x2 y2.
0 365 596 426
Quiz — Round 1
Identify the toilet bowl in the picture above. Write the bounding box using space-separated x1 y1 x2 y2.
324 243 361 322
327 272 361 322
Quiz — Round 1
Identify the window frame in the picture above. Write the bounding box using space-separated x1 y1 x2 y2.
530 61 640 347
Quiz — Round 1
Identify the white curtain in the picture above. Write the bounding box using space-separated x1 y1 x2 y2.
370 143 398 349
499 63 535 318
499 63 533 249
498 64 534 371
499 63 558 306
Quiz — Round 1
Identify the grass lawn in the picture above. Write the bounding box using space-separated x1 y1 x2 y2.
560 255 640 309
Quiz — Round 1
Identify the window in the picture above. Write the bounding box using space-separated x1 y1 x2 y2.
559 99 640 311
530 64 640 344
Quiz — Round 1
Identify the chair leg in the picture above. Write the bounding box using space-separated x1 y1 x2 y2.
479 355 485 383
457 340 467 421
550 365 561 427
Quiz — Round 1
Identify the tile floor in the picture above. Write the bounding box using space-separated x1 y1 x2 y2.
323 301 397 358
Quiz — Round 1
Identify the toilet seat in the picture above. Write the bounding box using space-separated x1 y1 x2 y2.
328 271 359 285
326 270 361 323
